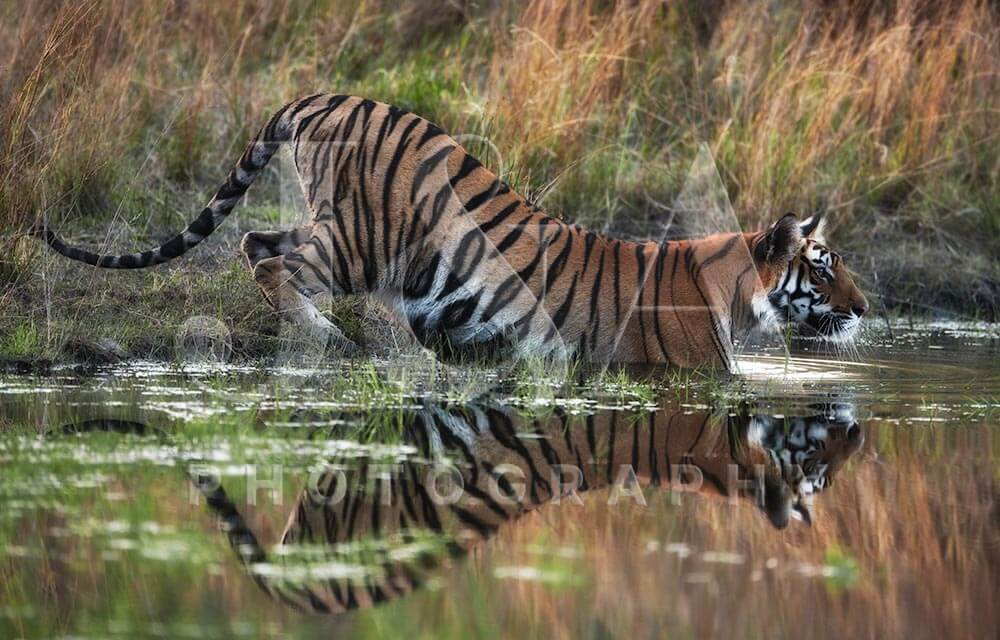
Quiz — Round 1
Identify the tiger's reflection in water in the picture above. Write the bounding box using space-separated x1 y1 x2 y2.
190 400 863 614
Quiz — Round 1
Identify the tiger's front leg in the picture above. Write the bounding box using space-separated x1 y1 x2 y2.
245 231 361 357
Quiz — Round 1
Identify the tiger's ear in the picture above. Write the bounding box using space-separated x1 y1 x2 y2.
800 211 826 243
756 213 803 265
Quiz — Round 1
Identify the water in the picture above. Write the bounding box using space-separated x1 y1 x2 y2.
1 322 997 639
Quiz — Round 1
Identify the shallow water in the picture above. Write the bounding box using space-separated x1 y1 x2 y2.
1 322 997 639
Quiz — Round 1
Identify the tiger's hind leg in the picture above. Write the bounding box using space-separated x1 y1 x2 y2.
241 227 312 270
249 250 361 357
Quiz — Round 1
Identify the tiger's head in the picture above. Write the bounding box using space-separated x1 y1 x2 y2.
750 213 868 342
749 403 864 528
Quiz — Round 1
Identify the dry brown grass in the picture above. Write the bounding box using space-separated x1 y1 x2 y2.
3 1 996 226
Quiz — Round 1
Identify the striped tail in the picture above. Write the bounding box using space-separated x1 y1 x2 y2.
32 98 305 269
187 469 339 613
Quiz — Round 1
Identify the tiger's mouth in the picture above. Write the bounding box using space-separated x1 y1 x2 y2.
802 311 861 342
764 293 861 342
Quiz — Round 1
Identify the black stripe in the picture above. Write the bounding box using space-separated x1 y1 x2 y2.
285 252 332 291
668 246 698 350
461 179 500 215
439 231 485 299
449 505 498 538
356 146 380 289
514 242 545 283
358 99 376 128
310 235 348 294
588 242 607 352
410 145 455 202
215 172 249 201
551 273 579 330
403 252 440 299
261 100 297 143
612 242 622 322
581 232 597 275
544 231 574 292
634 245 650 361
486 413 551 504
405 193 430 248
308 125 343 204
433 414 481 486
514 298 542 341
458 482 510 521
450 153 480 187
350 190 370 289
287 93 327 122
494 215 532 253
332 184 358 268
478 200 521 235
684 246 730 368
415 122 444 150
442 291 482 328
479 272 525 324
293 96 341 140
370 110 393 172
423 181 453 237
187 207 216 237
159 234 188 260
300 99 349 183
651 244 670 361
698 234 740 271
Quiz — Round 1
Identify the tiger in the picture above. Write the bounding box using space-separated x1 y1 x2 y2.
35 94 869 368
186 399 863 614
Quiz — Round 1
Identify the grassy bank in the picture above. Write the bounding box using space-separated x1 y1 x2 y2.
1 0 998 362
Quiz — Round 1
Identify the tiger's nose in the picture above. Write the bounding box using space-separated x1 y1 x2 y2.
851 301 868 317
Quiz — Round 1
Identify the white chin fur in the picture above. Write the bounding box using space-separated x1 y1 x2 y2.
752 295 782 333
821 317 861 343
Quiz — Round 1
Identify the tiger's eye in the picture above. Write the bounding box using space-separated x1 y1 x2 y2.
810 267 833 284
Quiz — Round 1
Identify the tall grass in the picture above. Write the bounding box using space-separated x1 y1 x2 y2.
1 0 998 332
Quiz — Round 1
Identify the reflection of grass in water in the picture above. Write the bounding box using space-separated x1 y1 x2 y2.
0 456 231 638
493 530 587 591
822 544 860 592
258 532 454 587
962 394 1000 422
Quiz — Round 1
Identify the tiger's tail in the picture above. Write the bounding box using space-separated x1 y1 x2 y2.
31 95 321 269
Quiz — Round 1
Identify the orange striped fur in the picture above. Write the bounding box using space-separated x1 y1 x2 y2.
38 94 868 367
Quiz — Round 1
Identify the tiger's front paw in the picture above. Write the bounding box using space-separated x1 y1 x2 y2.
328 334 362 357
310 315 362 358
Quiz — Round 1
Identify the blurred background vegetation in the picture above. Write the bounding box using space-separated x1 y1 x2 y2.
1 0 998 360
